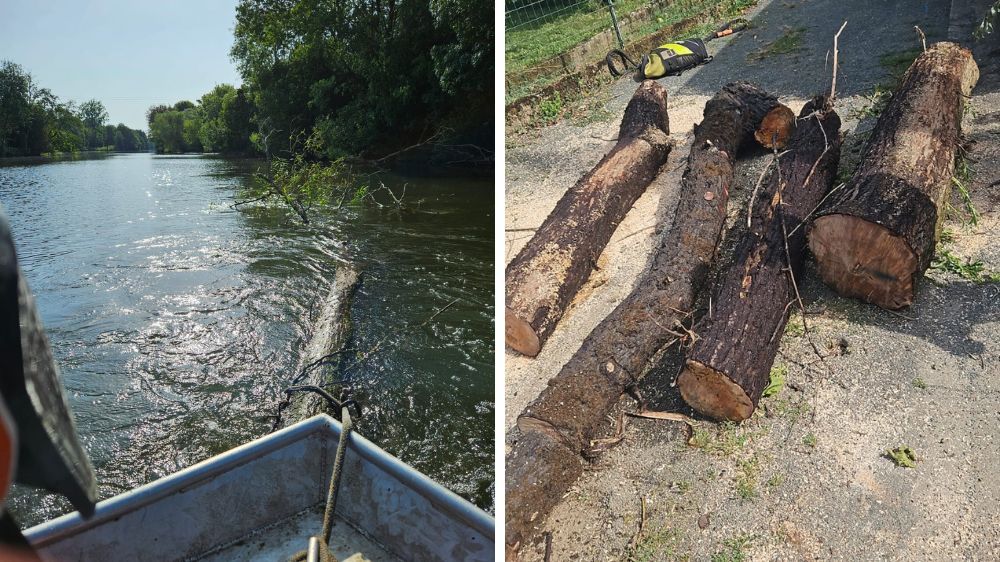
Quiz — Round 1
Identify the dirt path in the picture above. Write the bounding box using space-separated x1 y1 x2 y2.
506 0 1000 559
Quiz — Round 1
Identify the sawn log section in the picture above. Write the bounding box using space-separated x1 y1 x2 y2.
808 42 979 309
506 82 780 554
505 80 671 357
679 97 842 422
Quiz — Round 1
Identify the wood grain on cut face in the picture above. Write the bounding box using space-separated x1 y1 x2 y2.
678 360 754 421
809 214 917 309
755 104 795 149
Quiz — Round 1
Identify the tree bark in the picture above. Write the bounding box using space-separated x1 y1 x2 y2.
284 264 359 423
505 80 672 357
808 42 979 309
506 82 780 554
678 97 842 422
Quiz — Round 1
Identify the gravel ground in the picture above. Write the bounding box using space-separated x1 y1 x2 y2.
506 0 1000 559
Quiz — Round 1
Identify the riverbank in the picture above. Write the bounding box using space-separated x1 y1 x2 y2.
506 0 1000 559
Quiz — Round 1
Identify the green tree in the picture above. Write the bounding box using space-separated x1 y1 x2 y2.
79 99 108 150
0 60 31 156
231 0 493 160
150 110 185 153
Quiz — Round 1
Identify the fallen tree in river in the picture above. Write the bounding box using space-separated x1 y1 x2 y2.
506 81 781 555
281 263 360 425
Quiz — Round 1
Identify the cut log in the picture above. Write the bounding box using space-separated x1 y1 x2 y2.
755 104 795 149
506 82 780 554
505 80 672 357
678 96 842 422
808 42 979 309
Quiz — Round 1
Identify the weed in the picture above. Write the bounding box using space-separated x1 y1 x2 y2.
766 473 784 488
711 533 754 562
689 428 712 449
630 527 681 562
803 433 817 448
748 27 805 61
886 446 917 468
676 480 692 493
735 457 760 501
762 364 787 398
538 93 563 124
940 228 955 243
850 84 892 120
767 396 810 421
879 49 921 81
931 249 991 282
951 176 980 226
784 315 805 337
912 377 927 390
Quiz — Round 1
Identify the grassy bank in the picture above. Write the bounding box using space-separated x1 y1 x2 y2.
506 0 756 78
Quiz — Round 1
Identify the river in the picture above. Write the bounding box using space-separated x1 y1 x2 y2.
0 152 494 526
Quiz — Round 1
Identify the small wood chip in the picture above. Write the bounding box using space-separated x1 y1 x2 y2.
698 513 710 529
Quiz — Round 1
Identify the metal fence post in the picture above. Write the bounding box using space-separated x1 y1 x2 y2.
606 0 625 49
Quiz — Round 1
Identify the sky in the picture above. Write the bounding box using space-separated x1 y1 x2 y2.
0 0 243 131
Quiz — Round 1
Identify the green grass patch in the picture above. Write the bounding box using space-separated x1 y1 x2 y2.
538 92 565 125
506 0 758 103
802 432 817 448
735 457 760 501
747 26 805 61
912 377 927 390
951 176 981 227
629 527 682 562
688 421 763 455
711 533 754 562
879 48 922 81
783 314 805 337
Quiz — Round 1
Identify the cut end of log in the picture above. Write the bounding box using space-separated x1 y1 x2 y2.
809 214 917 310
754 104 795 149
505 306 541 357
677 360 754 421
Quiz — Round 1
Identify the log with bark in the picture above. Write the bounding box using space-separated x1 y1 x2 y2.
505 80 672 357
506 82 780 554
678 96 842 422
808 42 979 310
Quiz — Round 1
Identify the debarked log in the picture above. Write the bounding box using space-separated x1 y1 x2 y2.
505 80 672 357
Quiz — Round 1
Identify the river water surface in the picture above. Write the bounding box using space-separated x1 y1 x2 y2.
0 153 494 525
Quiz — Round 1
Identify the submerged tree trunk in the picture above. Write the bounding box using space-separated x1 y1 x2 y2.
506 82 780 554
678 96 842 422
283 264 359 423
505 80 672 357
808 42 979 309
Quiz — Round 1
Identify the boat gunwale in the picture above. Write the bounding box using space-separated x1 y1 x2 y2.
24 414 495 548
